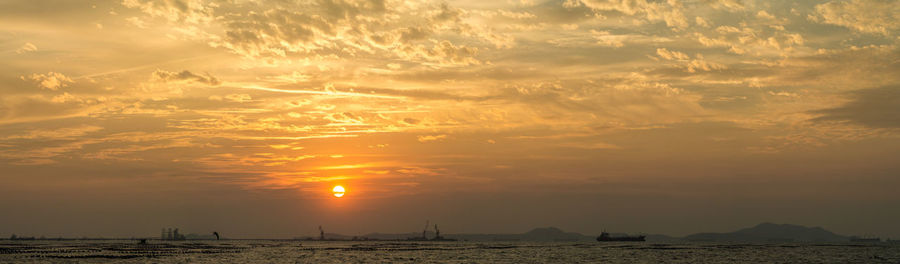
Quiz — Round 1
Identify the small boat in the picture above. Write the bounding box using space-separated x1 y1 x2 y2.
597 232 645 242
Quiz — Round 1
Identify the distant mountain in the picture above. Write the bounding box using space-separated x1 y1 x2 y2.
520 227 593 241
450 227 664 242
643 234 681 243
291 223 850 243
361 232 434 240
351 227 599 242
363 228 667 242
446 227 594 241
684 223 848 242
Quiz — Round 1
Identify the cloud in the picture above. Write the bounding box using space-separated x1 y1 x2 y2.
810 0 900 36
151 69 220 85
122 0 494 67
4 125 103 140
402 118 421 125
50 92 83 104
655 49 726 73
121 0 214 25
694 16 710 27
524 0 597 24
214 8 338 58
656 48 689 60
765 45 900 89
324 112 365 124
405 41 480 66
576 0 689 30
23 72 73 91
705 0 745 12
683 57 726 73
494 77 705 126
417 134 447 142
4 0 900 237
125 17 149 28
224 94 252 103
558 141 621 150
584 30 672 48
812 85 900 128
590 30 625 48
755 10 776 21
694 25 805 56
318 0 389 20
15 42 37 54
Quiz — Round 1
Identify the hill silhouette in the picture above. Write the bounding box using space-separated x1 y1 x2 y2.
685 222 848 242
520 227 592 241
354 227 597 241
442 227 595 241
292 223 852 242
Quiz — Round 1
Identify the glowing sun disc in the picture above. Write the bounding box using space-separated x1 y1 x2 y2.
332 185 345 197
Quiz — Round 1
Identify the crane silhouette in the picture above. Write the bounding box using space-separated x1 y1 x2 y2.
423 220 430 240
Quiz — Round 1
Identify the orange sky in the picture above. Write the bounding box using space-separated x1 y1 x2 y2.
1 0 899 238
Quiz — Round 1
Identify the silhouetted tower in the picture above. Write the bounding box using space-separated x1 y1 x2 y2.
423 220 430 240
319 226 325 240
167 228 173 240
161 228 166 240
434 224 440 239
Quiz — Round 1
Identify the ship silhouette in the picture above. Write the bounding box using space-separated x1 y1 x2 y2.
596 232 645 242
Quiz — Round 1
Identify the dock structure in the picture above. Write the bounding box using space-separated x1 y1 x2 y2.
405 221 457 241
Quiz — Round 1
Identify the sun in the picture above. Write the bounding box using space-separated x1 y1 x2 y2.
332 185 345 198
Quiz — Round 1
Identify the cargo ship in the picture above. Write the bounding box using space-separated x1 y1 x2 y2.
596 232 645 242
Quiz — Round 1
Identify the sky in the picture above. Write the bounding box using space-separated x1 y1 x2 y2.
1 0 899 239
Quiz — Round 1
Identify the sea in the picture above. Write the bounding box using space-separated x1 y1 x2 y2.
1 240 899 263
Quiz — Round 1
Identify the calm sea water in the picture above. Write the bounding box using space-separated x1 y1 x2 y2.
2 240 899 263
